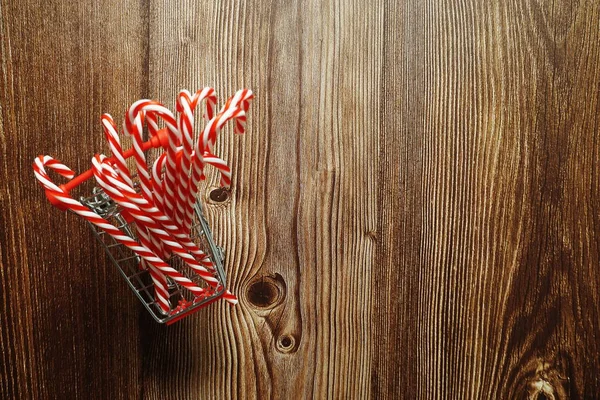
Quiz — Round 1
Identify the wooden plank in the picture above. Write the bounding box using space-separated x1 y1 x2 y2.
374 1 600 398
144 0 381 398
0 0 147 398
2 0 600 399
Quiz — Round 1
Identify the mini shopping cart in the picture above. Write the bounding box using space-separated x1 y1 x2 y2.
80 186 227 325
37 126 231 325
35 89 253 324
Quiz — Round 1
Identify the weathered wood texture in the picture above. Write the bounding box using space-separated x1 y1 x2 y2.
1 0 599 398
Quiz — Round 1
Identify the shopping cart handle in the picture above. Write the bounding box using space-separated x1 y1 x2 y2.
44 128 171 210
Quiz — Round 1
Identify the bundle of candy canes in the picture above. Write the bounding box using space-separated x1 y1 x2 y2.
33 88 253 316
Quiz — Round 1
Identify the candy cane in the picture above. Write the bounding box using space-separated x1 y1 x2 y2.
124 100 180 222
144 109 165 211
174 88 216 228
94 167 238 305
93 156 238 304
101 114 134 186
102 113 169 288
202 152 231 187
123 112 153 202
144 108 167 222
152 153 167 213
123 218 171 313
92 156 221 287
182 98 251 232
200 89 254 167
106 111 169 262
33 155 205 300
122 110 171 261
145 110 159 138
123 116 175 291
146 264 171 314
34 158 168 315
103 113 167 257
220 89 254 130
200 106 247 153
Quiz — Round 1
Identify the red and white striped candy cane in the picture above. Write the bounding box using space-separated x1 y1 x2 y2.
200 107 247 153
145 264 171 314
178 90 253 232
35 158 160 314
31 157 174 314
33 155 205 301
143 109 168 219
101 114 134 186
93 156 237 305
92 156 222 288
123 112 153 202
174 88 216 228
202 151 231 187
144 110 166 212
122 110 171 260
182 101 249 232
124 100 180 222
102 113 170 275
94 163 237 305
151 153 167 213
220 89 254 125
200 89 254 163
145 110 159 138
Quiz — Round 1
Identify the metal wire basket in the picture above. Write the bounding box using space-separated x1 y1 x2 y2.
80 187 227 325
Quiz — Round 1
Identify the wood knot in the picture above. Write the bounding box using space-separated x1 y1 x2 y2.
524 358 570 399
528 378 555 399
209 187 230 203
246 274 285 309
276 334 298 353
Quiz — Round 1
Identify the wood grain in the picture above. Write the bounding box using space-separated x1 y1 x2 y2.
375 1 600 398
0 0 148 398
140 0 381 398
1 0 600 399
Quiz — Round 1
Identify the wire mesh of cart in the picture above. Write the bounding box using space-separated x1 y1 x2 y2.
80 185 227 325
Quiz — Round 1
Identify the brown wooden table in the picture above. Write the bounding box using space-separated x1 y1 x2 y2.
1 0 599 398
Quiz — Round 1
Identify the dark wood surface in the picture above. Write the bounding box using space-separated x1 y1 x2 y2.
1 0 600 398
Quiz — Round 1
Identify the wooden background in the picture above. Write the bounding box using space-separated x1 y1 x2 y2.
1 0 600 398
